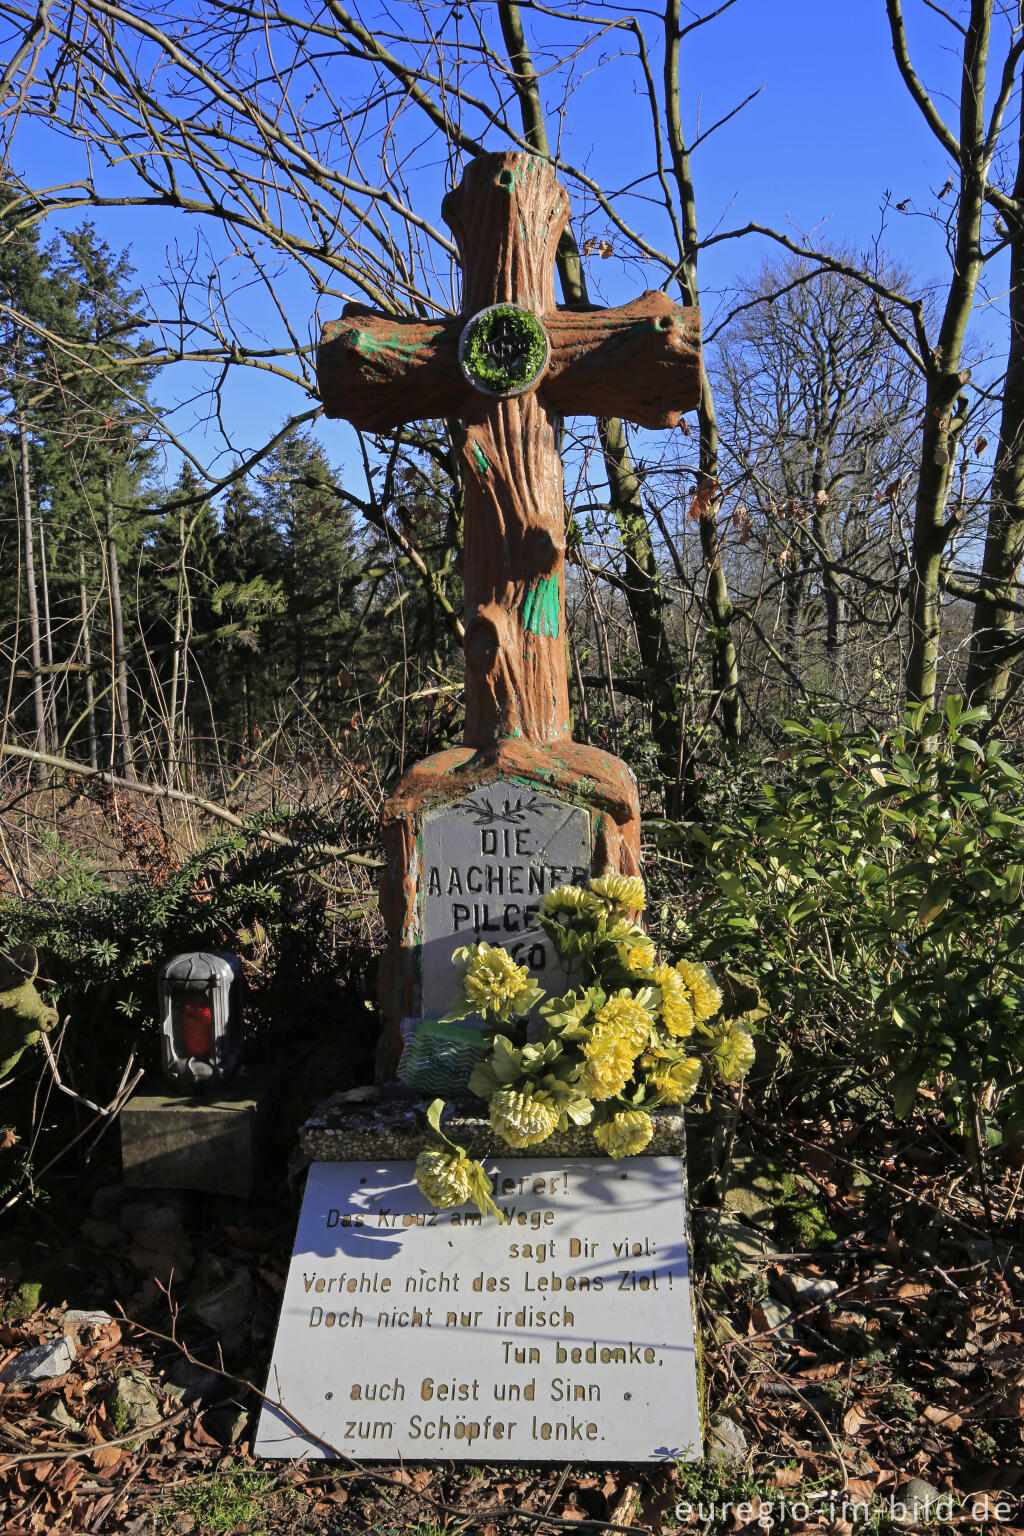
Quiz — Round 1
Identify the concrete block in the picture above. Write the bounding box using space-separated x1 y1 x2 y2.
120 1066 276 1194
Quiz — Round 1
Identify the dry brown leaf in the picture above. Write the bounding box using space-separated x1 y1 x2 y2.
85 1492 117 1528
315 1489 348 1508
798 1361 845 1382
687 478 721 522
843 1404 870 1434
846 1479 878 1501
992 1384 1024 1418
183 1416 220 1450
90 1443 123 1472
922 1404 963 1430
50 1462 85 1497
896 1281 930 1300
773 1466 805 1488
82 1322 123 1361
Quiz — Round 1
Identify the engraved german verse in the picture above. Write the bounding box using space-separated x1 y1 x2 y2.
255 1159 700 1463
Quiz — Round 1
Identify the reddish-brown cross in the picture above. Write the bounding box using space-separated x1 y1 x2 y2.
318 151 701 748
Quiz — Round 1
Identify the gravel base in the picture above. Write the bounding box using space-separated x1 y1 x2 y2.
299 1094 688 1163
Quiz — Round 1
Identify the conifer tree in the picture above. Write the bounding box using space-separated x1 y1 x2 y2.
254 426 357 742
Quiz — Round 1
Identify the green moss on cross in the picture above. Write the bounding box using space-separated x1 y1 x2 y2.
459 304 548 397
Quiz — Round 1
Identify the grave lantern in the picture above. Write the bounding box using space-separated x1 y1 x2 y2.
158 951 244 1088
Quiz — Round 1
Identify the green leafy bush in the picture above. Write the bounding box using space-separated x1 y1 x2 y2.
663 702 1024 1141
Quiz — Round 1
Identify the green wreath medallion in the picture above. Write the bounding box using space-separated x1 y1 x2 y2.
458 304 550 397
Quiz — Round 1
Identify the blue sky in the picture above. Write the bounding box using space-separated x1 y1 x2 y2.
8 0 1013 484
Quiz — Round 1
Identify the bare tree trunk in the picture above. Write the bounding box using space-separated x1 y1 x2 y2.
37 505 57 746
38 509 53 672
17 413 47 771
890 0 992 706
966 115 1024 705
810 455 844 676
664 0 742 749
78 546 98 770
104 469 133 774
167 503 185 785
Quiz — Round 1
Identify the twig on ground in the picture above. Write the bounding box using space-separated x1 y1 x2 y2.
0 1065 144 1215
0 1407 191 1472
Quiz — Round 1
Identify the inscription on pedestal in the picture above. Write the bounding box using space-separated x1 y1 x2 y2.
419 781 590 1016
255 1158 700 1462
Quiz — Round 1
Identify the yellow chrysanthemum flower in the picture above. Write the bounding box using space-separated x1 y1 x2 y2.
415 1147 475 1208
578 1031 637 1101
589 872 646 912
653 964 696 1038
542 885 590 916
591 993 652 1053
463 943 532 1019
651 1057 702 1104
711 1024 756 1083
489 1086 559 1148
675 958 722 1023
593 1110 654 1159
625 942 656 974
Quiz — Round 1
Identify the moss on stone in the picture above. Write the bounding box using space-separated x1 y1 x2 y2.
1 974 58 1078
3 1280 42 1323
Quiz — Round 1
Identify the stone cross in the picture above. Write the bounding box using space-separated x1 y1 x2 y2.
318 151 701 748
317 151 702 1077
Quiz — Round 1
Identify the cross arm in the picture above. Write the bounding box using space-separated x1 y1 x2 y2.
542 292 702 429
317 291 701 434
317 305 468 431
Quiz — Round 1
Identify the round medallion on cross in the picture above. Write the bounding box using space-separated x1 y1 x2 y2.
458 303 550 398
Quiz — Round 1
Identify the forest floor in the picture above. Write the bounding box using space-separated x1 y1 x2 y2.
1 1099 1022 1536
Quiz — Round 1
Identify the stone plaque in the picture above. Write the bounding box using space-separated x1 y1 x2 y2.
255 1157 700 1462
418 781 590 1017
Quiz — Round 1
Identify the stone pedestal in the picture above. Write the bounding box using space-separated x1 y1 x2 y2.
377 739 640 1079
120 1066 277 1194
